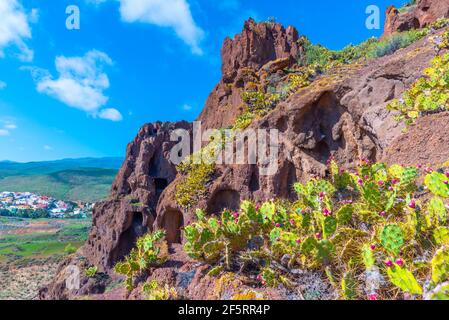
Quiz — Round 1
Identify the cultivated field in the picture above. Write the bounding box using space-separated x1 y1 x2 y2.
0 217 90 300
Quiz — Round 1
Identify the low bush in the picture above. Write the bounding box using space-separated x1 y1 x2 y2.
114 230 168 291
387 53 449 125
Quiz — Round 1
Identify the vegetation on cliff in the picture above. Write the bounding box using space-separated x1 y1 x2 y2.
183 160 449 300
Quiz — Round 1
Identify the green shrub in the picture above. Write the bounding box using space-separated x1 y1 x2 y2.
85 266 98 278
387 53 449 125
114 230 168 291
64 243 77 255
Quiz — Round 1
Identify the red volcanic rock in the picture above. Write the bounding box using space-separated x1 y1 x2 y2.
383 0 449 37
197 18 302 130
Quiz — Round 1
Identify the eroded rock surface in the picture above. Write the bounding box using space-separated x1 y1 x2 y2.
383 0 449 37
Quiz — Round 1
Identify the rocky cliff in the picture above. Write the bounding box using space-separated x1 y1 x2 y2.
384 0 449 37
41 5 449 300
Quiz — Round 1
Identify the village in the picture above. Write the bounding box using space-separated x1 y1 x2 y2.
0 191 93 219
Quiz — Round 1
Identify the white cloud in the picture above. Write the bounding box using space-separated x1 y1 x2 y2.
27 50 122 121
0 0 34 61
118 0 204 54
0 119 17 137
181 103 192 111
43 145 53 151
4 123 17 130
29 8 39 23
98 108 123 121
0 81 6 90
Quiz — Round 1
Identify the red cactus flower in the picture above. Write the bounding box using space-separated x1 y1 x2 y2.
379 211 386 217
388 186 394 191
384 259 393 267
296 239 302 244
367 294 378 301
408 200 416 209
323 208 332 217
319 192 326 198
425 167 433 173
378 180 385 187
391 179 399 185
370 244 376 250
445 172 449 178
275 223 282 228
290 219 295 226
395 259 404 267
358 179 364 186
232 212 239 219
417 164 422 169
444 180 448 185
315 233 321 239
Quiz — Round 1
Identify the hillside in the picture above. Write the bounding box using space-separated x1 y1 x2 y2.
0 157 123 178
0 158 122 202
41 0 449 301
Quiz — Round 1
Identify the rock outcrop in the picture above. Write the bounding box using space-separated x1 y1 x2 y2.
85 121 191 271
198 18 302 130
383 0 449 37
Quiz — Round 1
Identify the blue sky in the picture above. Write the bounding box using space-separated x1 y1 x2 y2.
0 0 405 162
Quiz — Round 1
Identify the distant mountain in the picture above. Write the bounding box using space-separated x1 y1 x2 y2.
0 157 123 178
0 157 123 202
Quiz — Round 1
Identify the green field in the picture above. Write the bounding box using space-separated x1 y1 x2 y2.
0 217 91 267
0 217 92 299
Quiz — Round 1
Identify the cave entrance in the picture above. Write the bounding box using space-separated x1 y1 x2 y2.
109 212 145 267
207 189 241 215
162 209 184 244
154 178 168 194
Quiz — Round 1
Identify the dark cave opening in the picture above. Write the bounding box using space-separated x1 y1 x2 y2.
207 189 241 215
162 209 184 244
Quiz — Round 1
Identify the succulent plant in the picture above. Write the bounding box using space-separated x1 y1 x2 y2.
425 172 449 198
431 246 449 284
386 265 422 295
380 224 404 256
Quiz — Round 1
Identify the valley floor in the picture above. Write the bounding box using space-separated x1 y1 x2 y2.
0 217 90 300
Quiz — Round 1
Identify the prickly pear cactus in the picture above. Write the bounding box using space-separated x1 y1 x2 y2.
300 236 318 255
431 246 449 284
425 172 449 198
336 205 353 225
362 244 375 269
427 197 447 226
425 282 449 300
434 227 449 246
341 271 357 300
387 266 422 295
323 216 337 238
380 224 404 256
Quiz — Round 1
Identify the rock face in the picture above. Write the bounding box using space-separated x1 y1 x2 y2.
42 13 449 299
85 121 191 270
197 18 302 130
157 34 440 227
382 111 449 167
383 0 449 37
